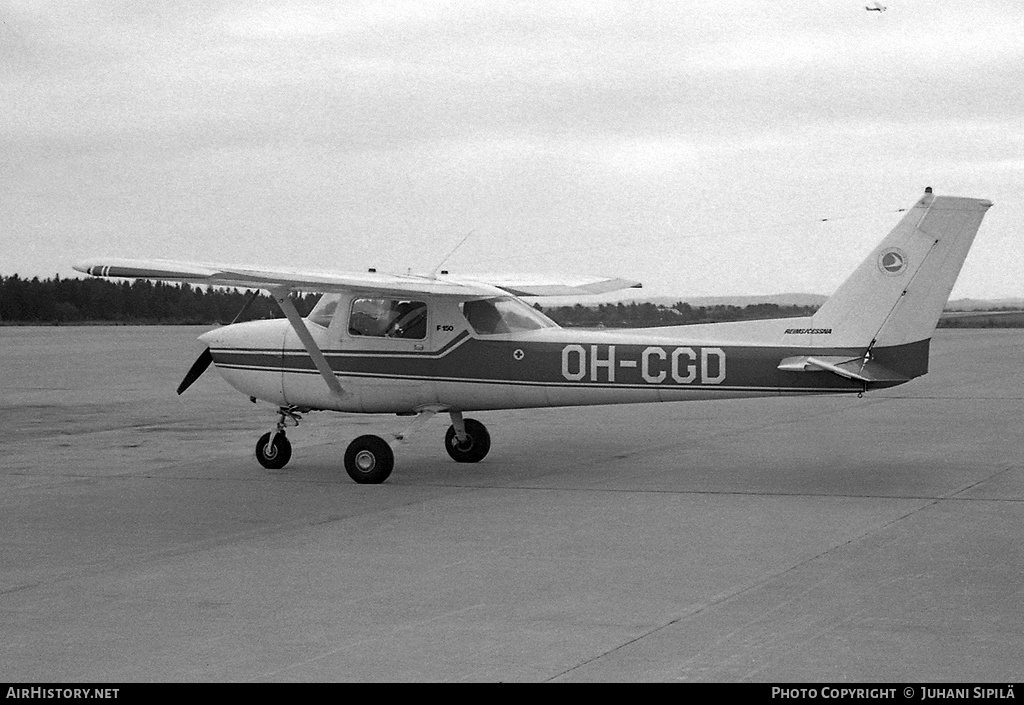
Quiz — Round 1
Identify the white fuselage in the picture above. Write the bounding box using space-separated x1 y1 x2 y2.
199 295 887 415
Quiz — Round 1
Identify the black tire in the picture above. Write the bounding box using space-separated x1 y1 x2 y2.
344 435 394 484
256 431 292 469
444 418 491 463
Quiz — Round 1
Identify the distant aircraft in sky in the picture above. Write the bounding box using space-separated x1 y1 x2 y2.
75 189 991 484
866 2 887 11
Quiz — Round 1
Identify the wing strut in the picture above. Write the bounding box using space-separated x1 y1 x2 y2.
272 287 346 399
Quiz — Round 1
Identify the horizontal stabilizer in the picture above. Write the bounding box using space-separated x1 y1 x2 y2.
777 355 910 383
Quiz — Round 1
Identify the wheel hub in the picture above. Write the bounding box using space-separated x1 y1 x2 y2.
354 449 377 472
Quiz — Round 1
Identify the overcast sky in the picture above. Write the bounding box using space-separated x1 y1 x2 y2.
3 1 1023 299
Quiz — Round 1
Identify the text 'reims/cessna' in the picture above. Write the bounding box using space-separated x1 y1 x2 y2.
75 189 992 484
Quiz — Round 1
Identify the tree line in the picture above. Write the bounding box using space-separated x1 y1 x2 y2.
5 274 1015 328
535 301 820 328
0 274 316 324
1 274 819 327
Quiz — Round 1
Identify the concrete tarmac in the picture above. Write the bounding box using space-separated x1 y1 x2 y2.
1 326 1022 682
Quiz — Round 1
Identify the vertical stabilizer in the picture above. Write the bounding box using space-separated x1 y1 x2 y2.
812 189 992 350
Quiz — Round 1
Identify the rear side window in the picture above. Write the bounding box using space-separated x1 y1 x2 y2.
349 298 427 339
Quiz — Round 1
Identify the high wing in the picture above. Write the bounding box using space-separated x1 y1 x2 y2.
73 256 641 402
72 258 641 298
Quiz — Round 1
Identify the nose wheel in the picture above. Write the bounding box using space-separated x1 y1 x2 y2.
256 430 292 469
254 406 303 470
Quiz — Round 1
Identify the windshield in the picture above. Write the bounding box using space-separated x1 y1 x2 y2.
460 297 558 335
307 293 341 327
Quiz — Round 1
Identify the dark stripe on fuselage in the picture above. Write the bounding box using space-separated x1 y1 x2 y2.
209 336 929 393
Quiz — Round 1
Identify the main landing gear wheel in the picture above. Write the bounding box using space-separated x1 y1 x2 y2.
256 431 292 469
344 435 394 484
445 418 491 463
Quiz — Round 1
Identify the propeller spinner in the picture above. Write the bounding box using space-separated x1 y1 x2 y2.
176 289 262 395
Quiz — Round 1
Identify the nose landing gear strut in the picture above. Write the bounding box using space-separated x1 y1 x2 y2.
255 406 305 470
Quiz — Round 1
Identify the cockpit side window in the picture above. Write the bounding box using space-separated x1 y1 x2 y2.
460 297 558 336
349 298 427 339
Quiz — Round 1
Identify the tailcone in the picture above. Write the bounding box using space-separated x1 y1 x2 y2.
871 338 931 380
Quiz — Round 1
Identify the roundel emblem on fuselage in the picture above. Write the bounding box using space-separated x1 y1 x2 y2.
878 248 908 276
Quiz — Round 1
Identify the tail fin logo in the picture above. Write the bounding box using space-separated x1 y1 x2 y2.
878 248 908 276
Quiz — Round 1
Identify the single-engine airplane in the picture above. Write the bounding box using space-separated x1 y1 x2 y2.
75 188 991 483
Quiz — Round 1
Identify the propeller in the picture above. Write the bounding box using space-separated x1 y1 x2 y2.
176 348 214 395
176 289 262 395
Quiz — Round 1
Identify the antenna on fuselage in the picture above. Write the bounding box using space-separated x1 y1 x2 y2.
430 229 475 279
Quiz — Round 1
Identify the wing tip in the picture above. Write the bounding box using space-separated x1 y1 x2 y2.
72 258 220 280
